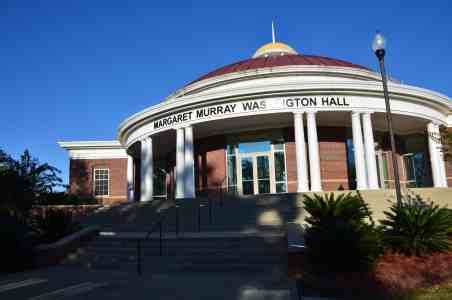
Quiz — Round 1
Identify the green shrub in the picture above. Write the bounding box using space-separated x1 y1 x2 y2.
303 192 384 272
381 195 452 256
32 209 81 244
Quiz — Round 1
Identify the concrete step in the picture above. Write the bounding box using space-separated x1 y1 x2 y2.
64 230 288 275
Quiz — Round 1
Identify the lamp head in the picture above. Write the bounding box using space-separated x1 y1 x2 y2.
372 31 386 60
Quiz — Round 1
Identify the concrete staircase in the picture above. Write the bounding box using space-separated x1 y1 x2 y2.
63 231 287 275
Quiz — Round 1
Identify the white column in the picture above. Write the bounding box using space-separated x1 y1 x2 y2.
294 113 309 192
351 112 368 190
362 112 379 189
184 126 196 198
140 137 153 202
306 111 322 191
428 122 445 187
436 124 448 187
438 148 448 187
175 127 185 198
127 154 134 201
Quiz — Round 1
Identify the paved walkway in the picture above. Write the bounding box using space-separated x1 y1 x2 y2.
1 266 307 300
99 229 285 239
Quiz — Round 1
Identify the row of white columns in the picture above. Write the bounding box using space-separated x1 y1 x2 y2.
294 111 383 191
351 111 380 190
176 126 196 199
128 112 448 202
294 112 322 192
128 126 196 202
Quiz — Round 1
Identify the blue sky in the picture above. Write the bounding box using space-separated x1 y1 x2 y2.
1 1 451 185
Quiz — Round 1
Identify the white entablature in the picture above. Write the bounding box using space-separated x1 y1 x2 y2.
117 64 451 148
58 141 127 159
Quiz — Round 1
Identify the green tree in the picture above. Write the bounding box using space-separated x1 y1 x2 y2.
0 149 63 218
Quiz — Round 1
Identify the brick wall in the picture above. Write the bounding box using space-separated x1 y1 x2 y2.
69 158 127 205
318 127 350 191
446 159 452 187
194 135 227 196
285 127 350 192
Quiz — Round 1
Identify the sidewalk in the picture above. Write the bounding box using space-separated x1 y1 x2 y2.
1 266 301 300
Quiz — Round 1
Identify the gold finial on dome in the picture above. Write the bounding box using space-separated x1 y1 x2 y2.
252 21 298 58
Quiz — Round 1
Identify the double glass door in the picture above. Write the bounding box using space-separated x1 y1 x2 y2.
241 153 271 195
226 141 287 195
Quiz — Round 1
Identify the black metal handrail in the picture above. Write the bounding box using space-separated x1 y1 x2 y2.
135 205 172 275
135 187 227 275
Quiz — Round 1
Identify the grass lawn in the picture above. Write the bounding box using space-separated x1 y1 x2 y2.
397 281 452 300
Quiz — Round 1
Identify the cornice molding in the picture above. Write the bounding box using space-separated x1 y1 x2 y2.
118 79 451 146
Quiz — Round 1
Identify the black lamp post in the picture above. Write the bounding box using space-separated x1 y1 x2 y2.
372 31 402 205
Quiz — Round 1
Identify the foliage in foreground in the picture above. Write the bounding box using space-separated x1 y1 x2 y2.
37 192 98 206
0 215 36 273
0 149 64 217
303 192 384 272
381 195 452 255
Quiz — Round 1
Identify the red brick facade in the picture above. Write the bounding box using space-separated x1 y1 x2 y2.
285 127 350 192
194 135 227 196
69 158 128 205
318 127 350 191
446 160 452 187
284 140 298 193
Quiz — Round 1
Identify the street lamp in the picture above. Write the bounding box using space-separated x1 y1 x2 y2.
372 31 402 205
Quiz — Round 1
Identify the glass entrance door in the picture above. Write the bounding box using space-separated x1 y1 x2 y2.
241 157 254 195
256 155 270 193
227 141 287 195
240 154 270 195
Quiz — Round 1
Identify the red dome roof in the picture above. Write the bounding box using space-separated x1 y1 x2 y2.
192 54 370 84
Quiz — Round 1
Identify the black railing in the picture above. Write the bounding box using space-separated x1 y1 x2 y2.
135 183 228 275
135 208 167 275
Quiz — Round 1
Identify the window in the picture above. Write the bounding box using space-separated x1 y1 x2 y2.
94 168 109 196
402 152 427 188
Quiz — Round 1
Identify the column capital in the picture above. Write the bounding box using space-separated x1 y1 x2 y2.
141 135 152 142
361 111 375 116
306 110 317 116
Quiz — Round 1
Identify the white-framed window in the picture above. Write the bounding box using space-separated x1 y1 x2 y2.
93 168 109 196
